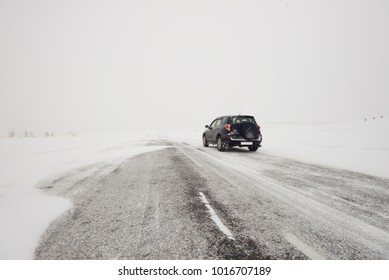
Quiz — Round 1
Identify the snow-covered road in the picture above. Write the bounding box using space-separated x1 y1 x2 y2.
35 140 389 259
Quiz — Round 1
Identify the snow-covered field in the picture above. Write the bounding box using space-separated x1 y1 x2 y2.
0 132 165 259
265 120 389 179
0 120 388 259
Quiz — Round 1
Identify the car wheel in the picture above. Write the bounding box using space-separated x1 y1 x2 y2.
217 136 225 151
248 145 258 151
203 135 209 147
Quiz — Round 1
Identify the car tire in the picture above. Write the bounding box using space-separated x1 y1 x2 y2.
203 135 209 147
217 136 225 151
248 145 258 151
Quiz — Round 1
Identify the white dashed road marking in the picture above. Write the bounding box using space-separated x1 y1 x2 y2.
199 192 235 240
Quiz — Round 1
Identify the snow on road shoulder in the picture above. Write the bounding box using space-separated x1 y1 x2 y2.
264 120 389 179
0 132 166 259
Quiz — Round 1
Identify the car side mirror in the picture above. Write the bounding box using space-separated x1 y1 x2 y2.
205 125 210 129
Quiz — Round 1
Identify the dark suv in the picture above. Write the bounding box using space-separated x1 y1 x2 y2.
203 115 262 152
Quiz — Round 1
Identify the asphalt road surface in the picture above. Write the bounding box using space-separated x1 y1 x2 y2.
35 140 389 259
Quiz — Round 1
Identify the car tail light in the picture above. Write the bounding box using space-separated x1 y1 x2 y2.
224 124 231 131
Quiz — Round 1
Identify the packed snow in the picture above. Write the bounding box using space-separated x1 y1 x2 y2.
0 119 388 259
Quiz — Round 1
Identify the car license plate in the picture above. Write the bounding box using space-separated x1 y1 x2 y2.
241 142 253 145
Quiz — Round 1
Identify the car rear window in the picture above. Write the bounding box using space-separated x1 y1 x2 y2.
231 116 256 124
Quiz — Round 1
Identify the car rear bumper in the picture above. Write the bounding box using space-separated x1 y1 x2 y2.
226 138 262 147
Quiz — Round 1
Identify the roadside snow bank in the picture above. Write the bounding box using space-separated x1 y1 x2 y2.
0 132 164 259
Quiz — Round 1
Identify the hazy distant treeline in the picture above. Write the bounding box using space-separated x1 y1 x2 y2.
7 130 77 138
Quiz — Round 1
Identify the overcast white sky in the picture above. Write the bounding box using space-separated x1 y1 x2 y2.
1 0 388 132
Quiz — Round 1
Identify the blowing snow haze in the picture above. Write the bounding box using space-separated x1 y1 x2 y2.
0 0 388 132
